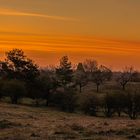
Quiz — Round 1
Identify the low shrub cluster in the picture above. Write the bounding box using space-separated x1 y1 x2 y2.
80 93 100 116
1 79 140 119
2 80 26 104
80 90 140 119
50 88 78 112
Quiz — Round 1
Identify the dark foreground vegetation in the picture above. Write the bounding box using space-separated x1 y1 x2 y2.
0 49 140 120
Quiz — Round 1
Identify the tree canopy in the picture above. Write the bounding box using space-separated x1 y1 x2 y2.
0 49 40 82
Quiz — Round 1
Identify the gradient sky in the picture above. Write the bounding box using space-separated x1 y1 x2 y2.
0 0 140 70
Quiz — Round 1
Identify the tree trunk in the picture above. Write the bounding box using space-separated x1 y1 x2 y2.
122 84 126 90
79 84 82 93
118 111 121 117
11 96 18 104
46 90 50 106
35 99 39 106
96 84 99 93
46 99 49 106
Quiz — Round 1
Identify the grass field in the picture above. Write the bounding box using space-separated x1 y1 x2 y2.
0 102 140 140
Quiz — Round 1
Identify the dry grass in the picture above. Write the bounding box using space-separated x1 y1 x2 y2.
0 102 140 140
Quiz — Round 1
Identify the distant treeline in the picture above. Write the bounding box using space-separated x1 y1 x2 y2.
0 48 140 119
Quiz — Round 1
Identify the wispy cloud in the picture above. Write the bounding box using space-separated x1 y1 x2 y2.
0 8 76 21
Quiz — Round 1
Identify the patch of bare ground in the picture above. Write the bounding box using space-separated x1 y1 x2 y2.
0 102 140 140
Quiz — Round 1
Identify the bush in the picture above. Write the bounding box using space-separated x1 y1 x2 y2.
110 91 126 117
123 89 140 119
2 80 26 104
80 93 100 116
0 80 4 99
102 89 140 119
133 92 140 118
102 91 127 117
51 88 77 112
25 77 45 106
103 93 116 117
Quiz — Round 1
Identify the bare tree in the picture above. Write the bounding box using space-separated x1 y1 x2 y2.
83 59 98 73
91 65 112 92
83 59 112 92
117 66 137 90
74 63 88 93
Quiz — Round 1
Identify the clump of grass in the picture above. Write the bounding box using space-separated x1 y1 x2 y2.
54 125 78 139
115 128 137 136
82 129 96 137
103 122 109 126
4 134 26 140
30 132 40 137
0 119 21 129
70 123 85 131
127 134 137 139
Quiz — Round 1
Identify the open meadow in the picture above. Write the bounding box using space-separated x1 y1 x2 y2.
1 102 140 140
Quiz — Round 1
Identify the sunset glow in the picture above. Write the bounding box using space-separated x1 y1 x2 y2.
0 0 140 70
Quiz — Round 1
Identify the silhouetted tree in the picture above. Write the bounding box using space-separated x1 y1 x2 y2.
56 56 73 88
123 88 140 119
74 63 87 93
0 80 4 99
39 70 58 106
2 80 26 104
80 93 100 116
27 78 44 106
51 88 77 112
2 49 39 82
83 59 98 73
0 61 9 79
91 65 112 92
117 66 137 90
113 92 126 117
103 93 116 117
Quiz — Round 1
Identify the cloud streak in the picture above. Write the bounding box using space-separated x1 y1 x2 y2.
0 8 76 21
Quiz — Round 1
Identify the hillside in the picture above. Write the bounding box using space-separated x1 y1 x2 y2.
0 103 140 140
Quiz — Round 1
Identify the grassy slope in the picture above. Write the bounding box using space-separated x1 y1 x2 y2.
0 103 140 140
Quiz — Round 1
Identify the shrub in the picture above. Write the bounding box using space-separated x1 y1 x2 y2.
102 91 128 117
110 91 126 117
103 93 116 117
0 80 4 99
2 80 26 104
123 89 140 119
51 88 77 112
80 93 100 116
102 89 140 119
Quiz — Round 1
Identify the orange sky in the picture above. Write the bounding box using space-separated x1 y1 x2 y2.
0 34 140 70
0 0 140 70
